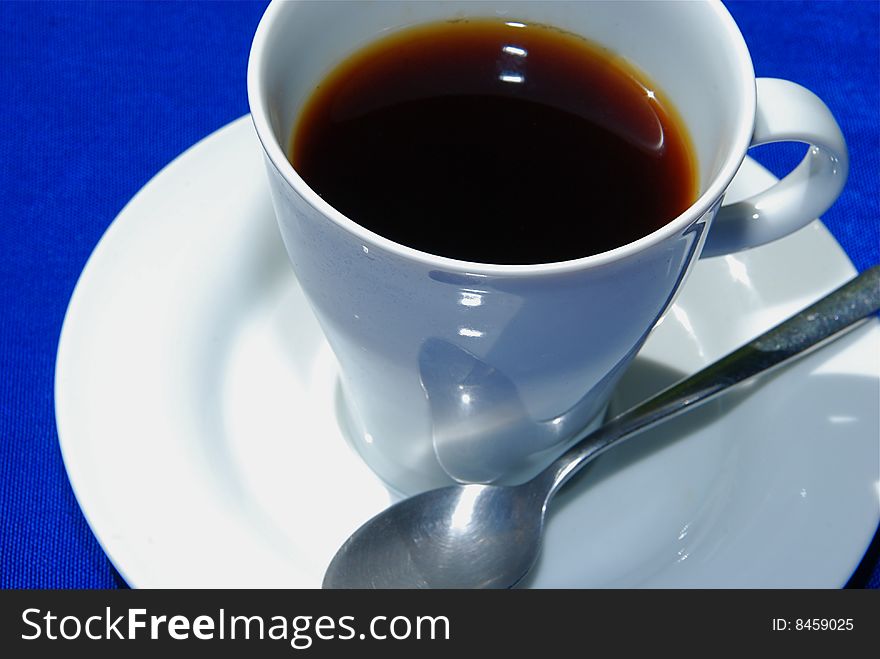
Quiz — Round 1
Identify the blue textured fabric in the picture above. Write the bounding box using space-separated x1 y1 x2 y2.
0 1 877 589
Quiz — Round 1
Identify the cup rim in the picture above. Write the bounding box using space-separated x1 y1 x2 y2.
247 0 756 278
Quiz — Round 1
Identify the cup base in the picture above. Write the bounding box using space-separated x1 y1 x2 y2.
335 378 611 497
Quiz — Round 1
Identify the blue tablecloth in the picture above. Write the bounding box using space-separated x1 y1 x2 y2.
1 1 877 589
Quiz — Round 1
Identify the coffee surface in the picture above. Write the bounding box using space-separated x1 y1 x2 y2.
292 19 697 264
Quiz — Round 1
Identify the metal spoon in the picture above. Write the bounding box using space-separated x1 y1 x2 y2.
323 266 880 589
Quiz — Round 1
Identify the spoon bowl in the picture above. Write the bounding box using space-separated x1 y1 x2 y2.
324 483 546 589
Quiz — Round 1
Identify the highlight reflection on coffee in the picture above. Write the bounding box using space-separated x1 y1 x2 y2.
291 19 697 265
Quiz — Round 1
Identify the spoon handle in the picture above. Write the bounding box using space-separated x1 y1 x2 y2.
538 265 880 498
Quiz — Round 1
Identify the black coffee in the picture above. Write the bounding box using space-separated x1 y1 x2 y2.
291 19 697 264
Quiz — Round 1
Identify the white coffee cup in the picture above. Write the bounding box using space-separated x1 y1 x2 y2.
248 0 847 494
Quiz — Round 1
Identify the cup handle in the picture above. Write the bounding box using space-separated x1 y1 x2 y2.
700 78 848 258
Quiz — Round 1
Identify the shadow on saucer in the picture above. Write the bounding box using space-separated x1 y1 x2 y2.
517 334 879 588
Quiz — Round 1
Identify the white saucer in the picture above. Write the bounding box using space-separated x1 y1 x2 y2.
56 116 879 588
